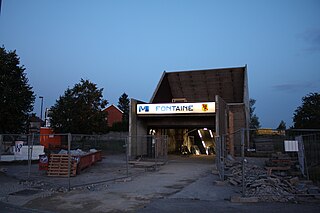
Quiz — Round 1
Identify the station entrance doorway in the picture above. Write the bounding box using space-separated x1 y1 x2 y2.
148 127 216 156
133 108 216 158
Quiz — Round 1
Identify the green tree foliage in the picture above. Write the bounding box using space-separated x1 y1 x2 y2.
117 92 130 131
249 98 261 129
50 79 109 134
276 120 286 130
0 47 35 133
293 93 320 129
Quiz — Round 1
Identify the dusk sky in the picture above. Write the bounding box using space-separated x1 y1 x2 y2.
0 0 319 128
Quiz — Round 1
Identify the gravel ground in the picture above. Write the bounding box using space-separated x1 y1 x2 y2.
1 155 320 213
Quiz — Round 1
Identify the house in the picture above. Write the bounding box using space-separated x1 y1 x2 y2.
104 104 123 127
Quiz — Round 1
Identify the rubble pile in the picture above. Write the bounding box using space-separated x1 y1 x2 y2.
225 157 320 202
245 175 300 202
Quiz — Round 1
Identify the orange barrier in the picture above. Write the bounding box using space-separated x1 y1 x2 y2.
40 127 61 149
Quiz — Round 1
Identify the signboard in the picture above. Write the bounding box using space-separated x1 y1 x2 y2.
14 141 24 155
284 140 299 152
137 102 215 115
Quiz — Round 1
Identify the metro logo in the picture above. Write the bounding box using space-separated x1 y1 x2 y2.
139 105 149 112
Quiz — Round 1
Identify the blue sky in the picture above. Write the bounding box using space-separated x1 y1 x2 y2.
0 0 319 128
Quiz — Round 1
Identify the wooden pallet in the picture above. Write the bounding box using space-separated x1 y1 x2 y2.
47 154 77 177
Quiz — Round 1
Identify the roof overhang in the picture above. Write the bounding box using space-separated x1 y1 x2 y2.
150 66 247 104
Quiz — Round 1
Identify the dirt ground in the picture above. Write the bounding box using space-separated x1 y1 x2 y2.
1 155 320 213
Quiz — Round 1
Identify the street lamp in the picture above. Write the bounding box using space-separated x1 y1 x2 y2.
39 96 44 122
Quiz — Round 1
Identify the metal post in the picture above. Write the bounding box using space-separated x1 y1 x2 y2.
68 133 71 191
0 135 3 161
246 128 250 151
28 133 34 179
125 137 129 178
221 136 225 180
242 158 247 197
165 135 168 163
39 96 44 122
241 128 245 158
154 136 157 171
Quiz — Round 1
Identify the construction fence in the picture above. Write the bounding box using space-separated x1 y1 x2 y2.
217 128 320 201
128 135 168 163
0 133 167 192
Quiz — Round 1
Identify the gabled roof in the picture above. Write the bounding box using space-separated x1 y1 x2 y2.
104 104 124 114
150 66 247 104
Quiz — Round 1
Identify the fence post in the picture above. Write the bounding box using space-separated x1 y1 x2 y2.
27 133 34 179
165 135 168 163
154 136 158 171
68 133 71 191
0 135 2 161
125 137 129 178
216 135 225 180
216 136 221 179
222 136 225 180
241 128 245 158
242 158 247 197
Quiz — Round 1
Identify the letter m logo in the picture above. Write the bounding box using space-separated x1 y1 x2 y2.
139 105 149 112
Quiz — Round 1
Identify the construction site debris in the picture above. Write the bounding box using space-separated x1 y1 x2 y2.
225 157 320 202
58 149 87 156
266 153 295 167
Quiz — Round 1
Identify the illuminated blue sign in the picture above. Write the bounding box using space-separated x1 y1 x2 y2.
137 102 215 115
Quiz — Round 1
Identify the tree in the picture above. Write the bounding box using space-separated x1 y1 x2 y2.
276 120 286 130
249 98 261 129
117 93 130 131
0 47 35 133
293 93 320 129
50 79 109 134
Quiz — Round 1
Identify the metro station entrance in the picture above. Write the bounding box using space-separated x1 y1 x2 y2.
129 101 217 158
129 67 250 160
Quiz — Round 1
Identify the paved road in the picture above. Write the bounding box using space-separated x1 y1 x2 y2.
138 199 320 213
0 201 52 213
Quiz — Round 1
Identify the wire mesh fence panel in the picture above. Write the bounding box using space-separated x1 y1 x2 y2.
229 129 320 201
215 135 226 180
0 134 44 180
299 133 320 185
129 135 168 161
63 134 129 188
154 135 168 163
0 133 133 192
127 135 168 172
